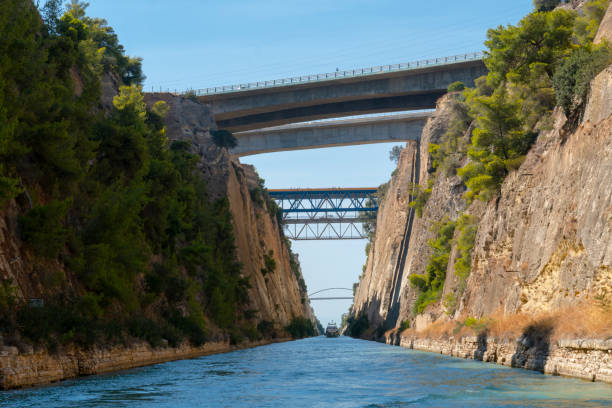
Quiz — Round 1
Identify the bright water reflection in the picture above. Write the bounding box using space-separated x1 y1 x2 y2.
2 336 611 407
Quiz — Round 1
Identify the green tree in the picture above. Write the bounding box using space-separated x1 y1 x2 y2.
447 81 465 92
389 145 403 163
211 129 238 149
533 0 563 12
409 219 456 314
484 9 576 88
575 0 610 44
553 44 612 115
38 0 64 34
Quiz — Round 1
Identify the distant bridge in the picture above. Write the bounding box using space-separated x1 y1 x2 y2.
269 188 378 240
308 288 353 301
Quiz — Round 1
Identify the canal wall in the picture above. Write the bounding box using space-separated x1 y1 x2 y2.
143 93 317 328
0 338 290 390
347 1 612 385
395 335 612 384
0 20 317 391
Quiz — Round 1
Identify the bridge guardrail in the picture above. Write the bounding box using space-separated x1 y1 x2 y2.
184 51 485 97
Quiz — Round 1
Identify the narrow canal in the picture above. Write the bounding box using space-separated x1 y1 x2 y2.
2 337 611 407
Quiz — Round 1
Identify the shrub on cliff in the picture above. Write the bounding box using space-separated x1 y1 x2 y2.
345 313 369 338
408 181 433 218
553 45 612 116
533 0 563 12
286 317 316 339
447 81 465 92
1 1 252 350
410 219 456 314
429 94 472 178
261 250 276 276
453 213 479 281
211 129 238 149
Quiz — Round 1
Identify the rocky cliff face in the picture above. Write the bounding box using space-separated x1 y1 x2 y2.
460 69 612 319
144 94 316 329
350 4 612 347
352 94 469 335
0 91 316 389
0 94 315 336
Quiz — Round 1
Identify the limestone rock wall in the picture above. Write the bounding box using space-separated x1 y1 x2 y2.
351 140 419 330
351 94 467 334
461 69 612 318
0 339 286 390
349 4 612 371
144 94 316 328
399 335 612 383
0 93 316 389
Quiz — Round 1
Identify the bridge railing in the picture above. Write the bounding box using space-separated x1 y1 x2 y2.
186 51 484 96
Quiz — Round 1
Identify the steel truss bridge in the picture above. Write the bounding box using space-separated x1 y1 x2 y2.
268 188 378 240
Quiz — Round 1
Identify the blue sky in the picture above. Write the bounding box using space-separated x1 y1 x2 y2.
86 0 533 325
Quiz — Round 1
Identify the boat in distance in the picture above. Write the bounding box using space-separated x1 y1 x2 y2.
325 321 340 337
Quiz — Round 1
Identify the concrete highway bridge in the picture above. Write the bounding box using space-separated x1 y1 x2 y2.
186 52 487 157
231 112 432 157
195 52 485 133
174 53 488 239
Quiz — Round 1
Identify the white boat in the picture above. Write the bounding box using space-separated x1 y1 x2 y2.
325 321 340 337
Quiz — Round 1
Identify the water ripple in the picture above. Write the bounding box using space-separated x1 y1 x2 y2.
1 337 611 407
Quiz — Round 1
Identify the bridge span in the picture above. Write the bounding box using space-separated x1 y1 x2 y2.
191 52 486 132
269 188 378 240
230 111 432 156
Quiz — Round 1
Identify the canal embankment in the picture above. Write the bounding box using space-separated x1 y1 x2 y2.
346 1 612 385
0 5 317 390
393 335 612 384
0 338 291 390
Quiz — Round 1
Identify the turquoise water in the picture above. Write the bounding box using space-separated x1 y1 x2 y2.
2 336 611 407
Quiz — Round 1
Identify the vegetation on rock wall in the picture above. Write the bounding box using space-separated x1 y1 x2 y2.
409 219 456 314
285 317 315 339
0 0 310 351
408 181 433 218
428 95 472 179
407 0 610 319
344 312 369 338
211 129 238 149
453 213 478 282
553 45 612 115
423 1 611 207
457 2 610 202
250 176 283 226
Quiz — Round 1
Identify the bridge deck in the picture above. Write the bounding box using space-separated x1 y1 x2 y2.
190 52 484 97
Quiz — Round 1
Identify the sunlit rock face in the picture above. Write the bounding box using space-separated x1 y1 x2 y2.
145 94 317 329
351 2 612 343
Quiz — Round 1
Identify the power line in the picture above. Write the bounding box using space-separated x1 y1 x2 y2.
147 4 528 90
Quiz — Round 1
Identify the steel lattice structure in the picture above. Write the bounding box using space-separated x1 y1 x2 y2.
268 188 378 240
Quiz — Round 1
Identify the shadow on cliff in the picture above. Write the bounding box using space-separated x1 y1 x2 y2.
510 318 554 372
473 330 488 361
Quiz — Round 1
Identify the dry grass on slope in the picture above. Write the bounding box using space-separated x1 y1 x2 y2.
401 300 612 341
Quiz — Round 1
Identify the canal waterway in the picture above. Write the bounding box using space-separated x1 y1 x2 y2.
2 336 611 407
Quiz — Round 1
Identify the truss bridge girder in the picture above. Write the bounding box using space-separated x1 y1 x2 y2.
268 188 378 240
